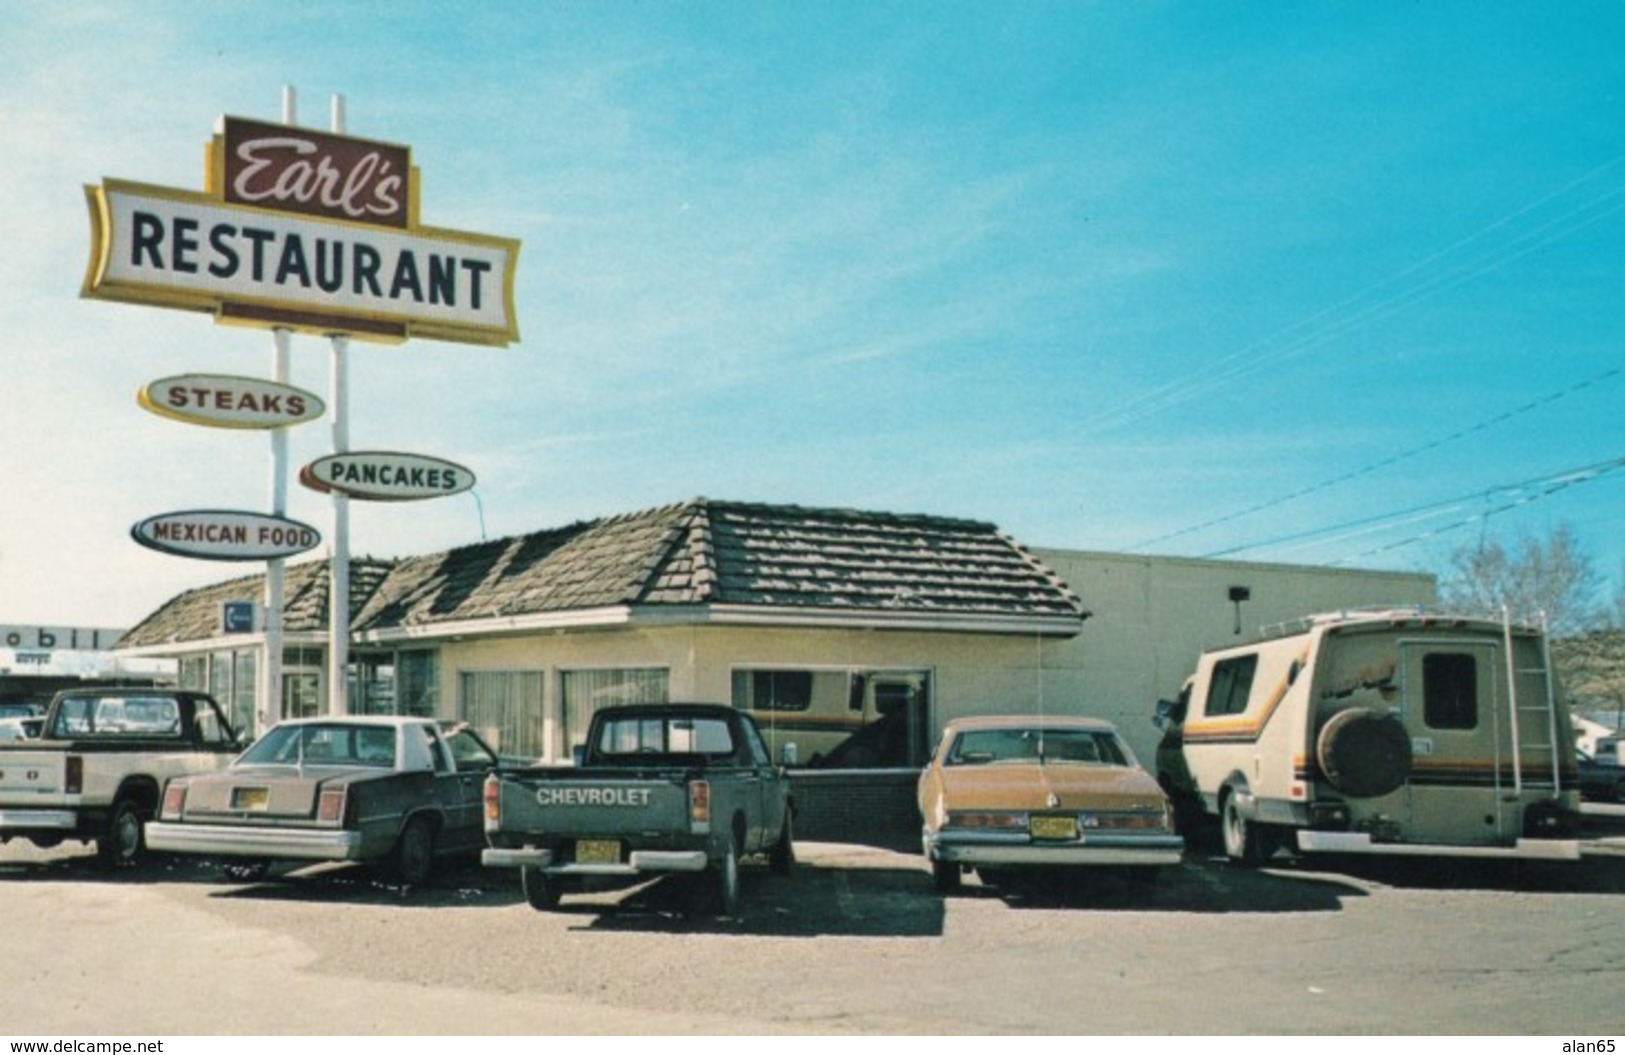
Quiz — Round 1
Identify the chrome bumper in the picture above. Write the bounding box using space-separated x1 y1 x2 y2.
1295 831 1582 861
925 830 1185 868
145 821 364 861
0 810 79 831
482 846 709 875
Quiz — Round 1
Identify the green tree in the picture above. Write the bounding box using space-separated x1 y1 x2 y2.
1436 522 1603 637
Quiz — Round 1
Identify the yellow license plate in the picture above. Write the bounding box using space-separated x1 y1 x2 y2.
231 787 269 811
1030 815 1077 840
575 839 622 864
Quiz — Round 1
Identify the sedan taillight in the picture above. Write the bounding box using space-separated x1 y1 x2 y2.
160 782 187 821
64 756 83 795
316 788 347 825
946 811 1029 830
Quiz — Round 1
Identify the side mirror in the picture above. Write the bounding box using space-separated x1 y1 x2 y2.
1153 698 1185 731
779 742 798 766
571 744 586 767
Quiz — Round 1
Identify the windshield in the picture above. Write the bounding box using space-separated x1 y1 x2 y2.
239 724 398 768
945 728 1130 767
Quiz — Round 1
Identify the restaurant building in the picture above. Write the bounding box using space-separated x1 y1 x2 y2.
116 498 1433 841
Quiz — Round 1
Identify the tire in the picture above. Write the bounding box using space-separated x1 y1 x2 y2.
1317 708 1412 798
97 798 146 870
521 866 560 911
1613 780 1625 806
222 861 271 882
1222 792 1266 867
931 857 963 894
699 834 742 917
391 817 436 886
769 811 796 877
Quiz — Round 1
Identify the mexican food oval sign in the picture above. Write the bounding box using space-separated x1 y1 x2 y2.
299 451 475 501
138 373 326 429
131 510 322 561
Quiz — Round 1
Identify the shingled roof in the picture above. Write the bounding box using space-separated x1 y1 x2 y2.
119 559 396 649
120 499 1087 648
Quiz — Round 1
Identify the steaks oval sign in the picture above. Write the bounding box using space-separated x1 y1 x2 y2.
300 451 475 502
132 510 321 562
138 373 326 430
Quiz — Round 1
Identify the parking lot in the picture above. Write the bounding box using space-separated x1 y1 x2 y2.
5 815 1625 1036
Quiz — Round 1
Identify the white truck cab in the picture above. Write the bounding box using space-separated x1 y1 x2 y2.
1155 608 1581 863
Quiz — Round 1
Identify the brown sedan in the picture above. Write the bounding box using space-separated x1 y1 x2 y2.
918 715 1183 893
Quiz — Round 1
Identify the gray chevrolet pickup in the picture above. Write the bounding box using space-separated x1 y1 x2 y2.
482 703 794 915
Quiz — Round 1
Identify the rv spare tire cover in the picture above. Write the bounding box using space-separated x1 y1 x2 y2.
1316 708 1412 798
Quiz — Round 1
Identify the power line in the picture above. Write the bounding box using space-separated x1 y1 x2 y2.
1129 366 1622 551
1200 455 1625 562
1079 155 1625 439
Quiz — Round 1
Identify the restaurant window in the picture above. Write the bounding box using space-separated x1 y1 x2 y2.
458 670 544 763
560 668 669 756
732 667 931 769
203 649 257 736
178 655 207 692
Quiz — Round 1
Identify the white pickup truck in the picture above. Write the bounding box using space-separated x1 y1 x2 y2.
0 687 242 867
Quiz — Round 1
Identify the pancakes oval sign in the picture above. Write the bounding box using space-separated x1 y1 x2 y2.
300 451 475 502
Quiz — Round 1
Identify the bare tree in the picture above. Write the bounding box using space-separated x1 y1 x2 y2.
1436 522 1603 636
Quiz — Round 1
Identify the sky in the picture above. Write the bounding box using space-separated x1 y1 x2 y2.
4 1 1622 629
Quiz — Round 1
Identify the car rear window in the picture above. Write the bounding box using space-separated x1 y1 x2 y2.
947 728 1129 767
240 724 398 767
595 716 736 759
49 696 181 738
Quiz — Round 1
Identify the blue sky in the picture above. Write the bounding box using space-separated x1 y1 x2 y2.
4 2 1622 627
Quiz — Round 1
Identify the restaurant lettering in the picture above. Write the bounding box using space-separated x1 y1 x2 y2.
164 382 308 417
226 125 406 226
150 519 318 548
301 451 476 501
130 210 492 311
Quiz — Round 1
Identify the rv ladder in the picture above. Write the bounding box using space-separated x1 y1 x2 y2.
1502 608 1562 795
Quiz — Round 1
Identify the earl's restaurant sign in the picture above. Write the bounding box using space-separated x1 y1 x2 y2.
82 116 520 347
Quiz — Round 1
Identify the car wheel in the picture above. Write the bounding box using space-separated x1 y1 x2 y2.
1222 793 1266 867
521 866 560 911
391 817 436 886
698 834 742 917
97 798 146 870
222 860 271 882
931 857 963 895
769 811 796 877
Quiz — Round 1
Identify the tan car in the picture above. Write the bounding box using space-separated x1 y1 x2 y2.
918 715 1182 893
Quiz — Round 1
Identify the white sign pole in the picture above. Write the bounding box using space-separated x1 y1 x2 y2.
261 84 295 736
327 93 352 718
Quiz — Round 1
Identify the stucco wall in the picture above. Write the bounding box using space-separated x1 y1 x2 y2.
1033 550 1435 760
426 551 1433 765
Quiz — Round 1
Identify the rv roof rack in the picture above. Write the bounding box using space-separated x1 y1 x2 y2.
1255 606 1544 642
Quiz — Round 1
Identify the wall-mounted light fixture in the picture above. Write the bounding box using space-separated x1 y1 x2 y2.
1228 585 1251 635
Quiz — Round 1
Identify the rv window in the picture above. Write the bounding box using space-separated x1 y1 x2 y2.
1423 653 1478 730
1205 655 1258 718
